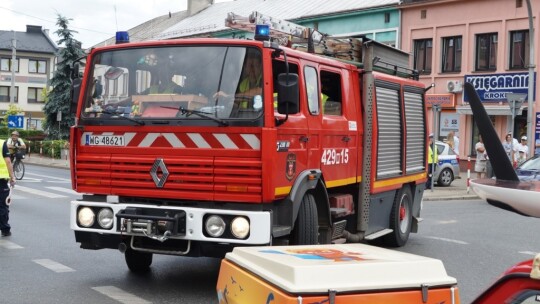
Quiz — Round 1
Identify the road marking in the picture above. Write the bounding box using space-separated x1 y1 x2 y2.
25 172 70 182
0 240 23 249
92 286 151 304
13 185 67 198
33 259 75 273
436 220 457 224
46 186 78 195
519 251 538 256
17 177 42 182
422 236 469 245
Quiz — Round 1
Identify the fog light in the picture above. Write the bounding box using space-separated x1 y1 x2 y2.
205 215 225 237
78 207 95 228
97 208 114 229
231 217 250 239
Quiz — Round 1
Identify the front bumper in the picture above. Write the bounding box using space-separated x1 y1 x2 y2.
70 200 272 245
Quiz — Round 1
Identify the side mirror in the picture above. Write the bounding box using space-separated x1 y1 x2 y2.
71 62 80 80
70 78 82 115
276 73 299 114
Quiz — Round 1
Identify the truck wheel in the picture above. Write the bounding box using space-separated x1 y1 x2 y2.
437 168 454 187
290 193 318 245
125 247 153 273
381 186 412 247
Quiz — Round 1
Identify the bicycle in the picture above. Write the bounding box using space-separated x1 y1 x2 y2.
10 147 25 180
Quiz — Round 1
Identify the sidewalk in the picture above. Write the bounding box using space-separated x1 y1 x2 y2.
422 171 480 201
22 155 478 201
23 153 70 169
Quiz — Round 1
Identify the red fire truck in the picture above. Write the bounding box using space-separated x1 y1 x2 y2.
69 12 428 272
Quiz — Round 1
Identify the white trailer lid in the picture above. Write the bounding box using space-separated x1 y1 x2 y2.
225 243 457 293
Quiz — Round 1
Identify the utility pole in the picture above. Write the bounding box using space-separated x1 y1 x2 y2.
10 31 16 104
526 0 536 156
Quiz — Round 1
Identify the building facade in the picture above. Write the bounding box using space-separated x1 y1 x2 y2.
401 0 539 158
0 25 57 130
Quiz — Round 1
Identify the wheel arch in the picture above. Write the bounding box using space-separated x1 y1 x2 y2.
286 169 331 236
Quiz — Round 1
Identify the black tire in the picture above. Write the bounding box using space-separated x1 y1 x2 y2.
381 186 412 247
125 246 153 273
437 168 454 187
290 193 318 245
13 161 24 180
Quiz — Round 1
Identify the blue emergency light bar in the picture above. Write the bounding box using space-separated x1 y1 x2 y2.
254 24 270 41
116 31 130 44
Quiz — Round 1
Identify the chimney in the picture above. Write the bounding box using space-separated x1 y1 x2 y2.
188 0 214 16
26 25 43 33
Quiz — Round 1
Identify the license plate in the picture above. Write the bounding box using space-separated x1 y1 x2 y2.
86 135 125 146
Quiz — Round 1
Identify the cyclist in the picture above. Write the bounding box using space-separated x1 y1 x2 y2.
7 131 26 162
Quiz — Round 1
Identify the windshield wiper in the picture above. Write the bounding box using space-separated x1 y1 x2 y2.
161 106 228 126
86 110 145 126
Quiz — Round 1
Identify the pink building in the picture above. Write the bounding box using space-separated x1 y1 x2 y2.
400 0 539 161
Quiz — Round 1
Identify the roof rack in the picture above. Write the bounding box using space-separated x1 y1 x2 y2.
225 11 419 80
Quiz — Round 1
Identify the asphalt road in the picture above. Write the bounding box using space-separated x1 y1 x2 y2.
1 165 539 303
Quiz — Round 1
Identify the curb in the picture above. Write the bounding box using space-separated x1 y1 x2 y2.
423 194 480 201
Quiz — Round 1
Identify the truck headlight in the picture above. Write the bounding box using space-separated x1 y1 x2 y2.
231 217 250 239
205 215 225 237
78 207 95 228
97 208 114 229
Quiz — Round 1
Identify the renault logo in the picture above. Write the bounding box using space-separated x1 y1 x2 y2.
150 158 169 188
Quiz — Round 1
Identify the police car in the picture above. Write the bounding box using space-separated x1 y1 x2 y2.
433 141 460 187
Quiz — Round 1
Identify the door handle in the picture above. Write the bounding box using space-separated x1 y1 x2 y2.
342 136 351 142
300 136 309 143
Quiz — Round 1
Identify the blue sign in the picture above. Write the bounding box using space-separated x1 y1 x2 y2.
7 115 24 129
464 72 536 103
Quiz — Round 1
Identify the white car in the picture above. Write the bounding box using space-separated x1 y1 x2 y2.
432 141 460 187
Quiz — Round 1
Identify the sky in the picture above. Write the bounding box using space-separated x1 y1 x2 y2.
0 0 231 48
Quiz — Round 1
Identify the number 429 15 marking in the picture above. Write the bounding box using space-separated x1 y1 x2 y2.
321 148 349 165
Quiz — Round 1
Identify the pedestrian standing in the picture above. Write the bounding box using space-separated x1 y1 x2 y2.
447 131 459 156
516 146 528 167
517 136 530 160
475 134 487 179
426 133 438 189
502 133 515 161
0 138 16 237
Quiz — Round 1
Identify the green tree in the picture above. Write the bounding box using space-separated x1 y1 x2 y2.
43 14 84 139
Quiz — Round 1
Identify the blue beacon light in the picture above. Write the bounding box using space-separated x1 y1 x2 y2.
116 31 130 44
254 24 270 41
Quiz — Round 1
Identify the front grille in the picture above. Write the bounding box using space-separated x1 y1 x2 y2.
75 154 263 203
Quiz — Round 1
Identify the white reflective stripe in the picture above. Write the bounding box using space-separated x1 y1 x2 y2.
188 133 210 148
214 133 238 149
241 134 260 150
124 132 136 145
139 133 160 147
101 132 114 135
163 133 185 148
92 286 151 304
33 259 75 273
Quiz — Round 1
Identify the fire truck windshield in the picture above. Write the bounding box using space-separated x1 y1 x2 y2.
81 46 264 124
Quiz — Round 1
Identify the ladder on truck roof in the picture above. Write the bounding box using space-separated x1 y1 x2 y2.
225 11 419 80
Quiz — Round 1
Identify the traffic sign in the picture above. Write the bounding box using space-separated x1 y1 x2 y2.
7 115 24 129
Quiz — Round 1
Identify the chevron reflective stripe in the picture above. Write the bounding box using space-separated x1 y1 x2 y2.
214 133 238 149
188 133 211 148
81 132 260 150
241 134 261 150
